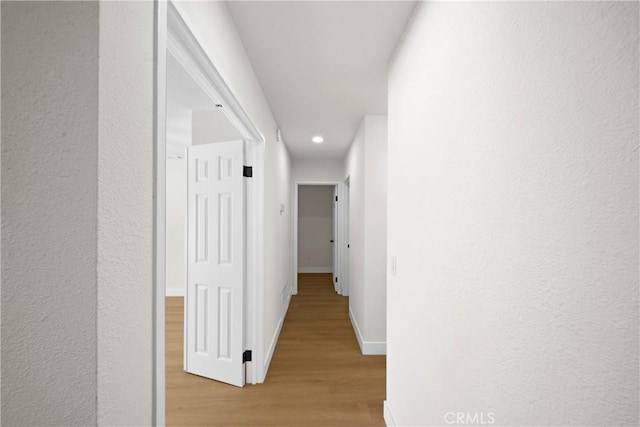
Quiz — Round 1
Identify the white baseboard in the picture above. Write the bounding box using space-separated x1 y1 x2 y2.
349 307 387 355
298 267 333 273
165 288 184 297
383 400 397 427
263 285 292 380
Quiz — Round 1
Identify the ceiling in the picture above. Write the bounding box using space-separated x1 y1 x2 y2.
227 1 416 160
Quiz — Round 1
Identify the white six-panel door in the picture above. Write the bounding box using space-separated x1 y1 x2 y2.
186 140 245 387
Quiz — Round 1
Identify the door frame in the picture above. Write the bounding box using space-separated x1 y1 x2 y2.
341 176 350 297
293 181 348 296
154 2 265 423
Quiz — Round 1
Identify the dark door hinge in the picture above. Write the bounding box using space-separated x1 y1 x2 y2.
243 350 252 363
243 166 253 178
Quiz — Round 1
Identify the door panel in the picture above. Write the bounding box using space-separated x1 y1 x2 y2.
186 140 245 387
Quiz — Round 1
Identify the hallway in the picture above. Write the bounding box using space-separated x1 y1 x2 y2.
166 273 386 426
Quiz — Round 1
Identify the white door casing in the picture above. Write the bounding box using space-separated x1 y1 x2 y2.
186 140 245 387
333 186 339 293
293 181 350 296
341 178 350 296
156 3 267 419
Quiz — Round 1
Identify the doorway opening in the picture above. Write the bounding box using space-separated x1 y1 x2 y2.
293 181 349 296
297 185 335 278
155 2 265 423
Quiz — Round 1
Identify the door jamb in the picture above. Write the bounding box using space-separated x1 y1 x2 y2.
154 2 266 422
153 1 167 424
341 176 350 296
293 181 346 295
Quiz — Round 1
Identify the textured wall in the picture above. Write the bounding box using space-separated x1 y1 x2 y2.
1 2 98 424
298 186 334 271
97 2 155 425
387 2 639 425
2 2 157 424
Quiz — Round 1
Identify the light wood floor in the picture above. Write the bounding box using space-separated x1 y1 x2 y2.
166 273 386 426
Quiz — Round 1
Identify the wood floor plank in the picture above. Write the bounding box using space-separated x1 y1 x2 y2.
166 273 386 426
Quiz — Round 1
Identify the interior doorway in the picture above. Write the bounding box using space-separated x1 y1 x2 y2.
293 181 349 296
297 185 335 276
155 2 265 423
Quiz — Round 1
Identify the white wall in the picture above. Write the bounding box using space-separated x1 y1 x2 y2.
363 116 387 343
344 121 365 346
386 2 639 426
166 144 187 296
192 110 244 145
292 159 344 182
298 186 334 273
1 3 99 424
97 2 155 425
172 1 292 376
344 115 388 354
1 2 155 424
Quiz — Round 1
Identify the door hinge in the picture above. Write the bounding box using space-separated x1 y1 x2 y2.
243 166 253 178
243 350 252 363
335 196 338 202
335 277 338 283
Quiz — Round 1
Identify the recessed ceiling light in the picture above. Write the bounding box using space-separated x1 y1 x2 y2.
312 136 324 144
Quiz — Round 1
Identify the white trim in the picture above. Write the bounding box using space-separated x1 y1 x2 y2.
341 176 350 296
165 288 184 297
153 1 168 425
252 142 265 384
182 147 190 373
383 400 397 427
292 184 298 295
245 139 265 385
349 306 365 353
349 307 387 355
293 181 345 295
263 286 292 381
298 267 333 274
166 3 262 143
364 342 387 355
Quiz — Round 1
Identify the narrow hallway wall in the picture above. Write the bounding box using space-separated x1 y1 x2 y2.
386 2 639 425
97 2 155 424
292 159 344 182
344 115 388 354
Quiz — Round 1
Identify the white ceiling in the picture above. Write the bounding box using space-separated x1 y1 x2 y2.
227 1 416 160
